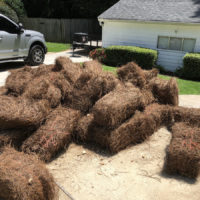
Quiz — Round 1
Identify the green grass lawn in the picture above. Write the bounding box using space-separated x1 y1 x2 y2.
46 42 71 52
102 65 200 95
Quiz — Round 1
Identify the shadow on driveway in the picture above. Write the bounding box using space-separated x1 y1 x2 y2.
0 61 25 72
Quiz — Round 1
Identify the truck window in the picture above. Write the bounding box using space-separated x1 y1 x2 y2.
0 17 18 34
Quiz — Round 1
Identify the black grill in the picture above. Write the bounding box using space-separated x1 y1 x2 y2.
73 32 88 43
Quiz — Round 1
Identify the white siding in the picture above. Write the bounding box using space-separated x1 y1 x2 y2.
102 21 200 71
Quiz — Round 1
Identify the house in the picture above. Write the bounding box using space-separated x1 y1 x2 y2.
98 0 200 71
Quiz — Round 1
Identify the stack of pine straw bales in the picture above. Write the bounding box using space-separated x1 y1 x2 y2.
0 56 199 191
75 62 178 153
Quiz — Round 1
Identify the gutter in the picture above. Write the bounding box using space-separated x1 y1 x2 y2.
98 18 200 26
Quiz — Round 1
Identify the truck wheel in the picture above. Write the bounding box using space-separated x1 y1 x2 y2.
25 45 45 66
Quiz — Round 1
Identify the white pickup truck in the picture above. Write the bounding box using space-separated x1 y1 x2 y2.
0 14 47 65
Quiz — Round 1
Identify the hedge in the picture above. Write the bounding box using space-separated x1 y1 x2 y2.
182 53 200 80
103 46 158 69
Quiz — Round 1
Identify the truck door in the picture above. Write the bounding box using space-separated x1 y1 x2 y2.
0 16 20 59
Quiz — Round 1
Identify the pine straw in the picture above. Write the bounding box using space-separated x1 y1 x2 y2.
73 113 94 142
92 84 145 129
149 77 179 106
105 104 172 152
89 104 172 153
0 86 8 95
65 72 105 113
31 64 54 78
0 96 50 130
172 107 200 127
143 68 159 82
22 107 81 162
75 104 172 153
55 56 82 84
99 71 121 95
5 66 34 96
82 60 103 74
36 72 72 100
0 128 34 150
117 62 146 88
141 89 155 106
23 77 62 108
0 147 58 200
83 60 119 95
166 123 200 178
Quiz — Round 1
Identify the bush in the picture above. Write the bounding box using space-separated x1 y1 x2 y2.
105 46 157 69
182 53 200 80
0 2 18 22
89 48 106 63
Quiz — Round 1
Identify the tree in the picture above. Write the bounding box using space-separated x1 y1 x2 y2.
4 0 26 18
22 0 118 18
0 0 18 22
0 0 26 22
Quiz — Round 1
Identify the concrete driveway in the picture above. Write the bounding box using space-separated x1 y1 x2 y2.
44 49 91 65
0 49 91 87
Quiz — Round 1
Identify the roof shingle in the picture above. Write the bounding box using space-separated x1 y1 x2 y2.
98 0 200 23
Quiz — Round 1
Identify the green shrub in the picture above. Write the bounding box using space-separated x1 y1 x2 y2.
104 46 158 69
0 2 18 22
182 53 200 80
155 65 168 74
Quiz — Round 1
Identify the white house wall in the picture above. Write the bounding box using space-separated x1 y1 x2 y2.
102 21 200 71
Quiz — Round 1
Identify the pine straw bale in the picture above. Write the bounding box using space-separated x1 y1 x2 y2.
141 89 155 106
117 62 146 88
55 56 82 84
0 86 8 95
99 71 121 95
108 104 172 152
75 104 172 153
73 113 94 142
83 60 103 74
171 122 200 141
0 147 58 200
86 110 161 153
65 72 105 113
165 136 200 179
149 77 179 106
23 77 62 108
107 104 171 153
36 71 72 100
172 107 200 127
5 66 34 96
143 68 159 82
165 123 200 178
83 60 119 95
0 128 34 149
22 107 81 162
31 64 54 77
0 96 50 130
92 84 145 129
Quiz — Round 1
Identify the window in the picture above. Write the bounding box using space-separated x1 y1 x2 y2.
183 39 196 52
169 38 182 51
157 36 196 52
0 17 18 34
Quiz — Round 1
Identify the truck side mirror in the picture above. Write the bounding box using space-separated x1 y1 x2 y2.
18 23 24 34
